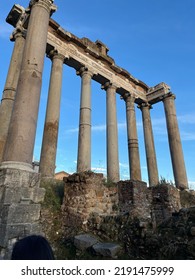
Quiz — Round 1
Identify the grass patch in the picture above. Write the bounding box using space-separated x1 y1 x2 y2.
41 179 64 212
156 176 175 187
40 179 65 259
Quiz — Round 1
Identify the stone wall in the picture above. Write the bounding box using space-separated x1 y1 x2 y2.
62 172 118 235
149 184 181 227
118 180 150 221
62 172 182 238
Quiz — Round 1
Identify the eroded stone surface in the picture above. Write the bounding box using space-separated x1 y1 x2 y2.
92 243 121 258
62 172 182 236
0 168 45 258
74 234 98 251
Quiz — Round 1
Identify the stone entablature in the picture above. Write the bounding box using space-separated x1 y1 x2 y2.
146 82 171 104
47 19 148 101
6 4 172 104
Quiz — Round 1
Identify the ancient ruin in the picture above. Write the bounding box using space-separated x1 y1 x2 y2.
0 0 192 259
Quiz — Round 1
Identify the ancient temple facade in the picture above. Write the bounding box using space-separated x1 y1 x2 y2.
0 0 188 258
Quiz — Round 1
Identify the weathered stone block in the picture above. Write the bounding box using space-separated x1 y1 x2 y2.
0 186 45 204
118 180 150 220
0 168 40 189
92 243 121 258
63 172 118 231
149 185 181 225
0 168 44 257
95 189 104 198
0 222 42 247
74 234 98 251
1 204 41 224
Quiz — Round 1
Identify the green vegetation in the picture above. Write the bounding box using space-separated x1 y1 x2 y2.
180 189 195 208
156 176 175 187
41 179 64 211
103 178 117 188
40 179 65 259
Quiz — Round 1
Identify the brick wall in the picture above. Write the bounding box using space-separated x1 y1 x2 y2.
62 172 118 233
62 172 182 236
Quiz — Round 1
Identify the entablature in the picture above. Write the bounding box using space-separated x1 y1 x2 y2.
6 4 173 105
47 19 148 101
146 82 171 104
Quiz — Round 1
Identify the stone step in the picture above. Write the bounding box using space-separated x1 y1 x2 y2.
92 242 121 258
74 234 122 258
74 234 98 251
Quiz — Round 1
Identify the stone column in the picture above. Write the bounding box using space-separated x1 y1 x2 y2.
139 103 159 186
163 93 188 189
39 50 64 178
124 93 141 180
76 67 93 172
103 82 119 182
0 29 25 162
1 0 55 171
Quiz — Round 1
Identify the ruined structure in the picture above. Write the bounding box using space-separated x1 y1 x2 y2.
62 172 181 237
0 0 189 258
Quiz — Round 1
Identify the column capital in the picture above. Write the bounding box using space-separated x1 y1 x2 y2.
121 92 136 103
29 0 57 15
101 81 117 91
76 66 93 77
10 28 26 42
162 92 176 102
47 49 65 62
138 102 153 110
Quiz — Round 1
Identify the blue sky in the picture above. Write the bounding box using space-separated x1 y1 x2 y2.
0 0 195 188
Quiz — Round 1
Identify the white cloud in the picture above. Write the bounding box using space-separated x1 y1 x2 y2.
66 127 79 134
0 23 12 38
119 162 129 168
180 131 195 141
150 113 195 141
141 166 147 170
178 113 195 124
92 124 106 132
121 174 129 179
66 122 126 134
65 113 195 143
151 117 166 126
118 122 127 130
91 167 106 172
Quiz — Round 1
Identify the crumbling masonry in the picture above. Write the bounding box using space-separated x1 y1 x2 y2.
0 0 188 258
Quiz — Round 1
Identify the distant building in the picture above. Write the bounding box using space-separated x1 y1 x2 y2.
55 171 69 181
32 161 69 181
32 161 39 173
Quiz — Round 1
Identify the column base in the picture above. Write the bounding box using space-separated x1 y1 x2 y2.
0 167 45 259
0 161 34 172
40 175 55 181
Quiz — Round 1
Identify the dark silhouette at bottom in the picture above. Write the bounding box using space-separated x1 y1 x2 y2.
11 235 54 260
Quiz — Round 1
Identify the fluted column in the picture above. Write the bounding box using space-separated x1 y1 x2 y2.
163 93 188 189
76 67 93 172
139 102 159 186
103 82 119 182
0 29 25 162
1 0 56 171
124 93 141 180
39 50 64 178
